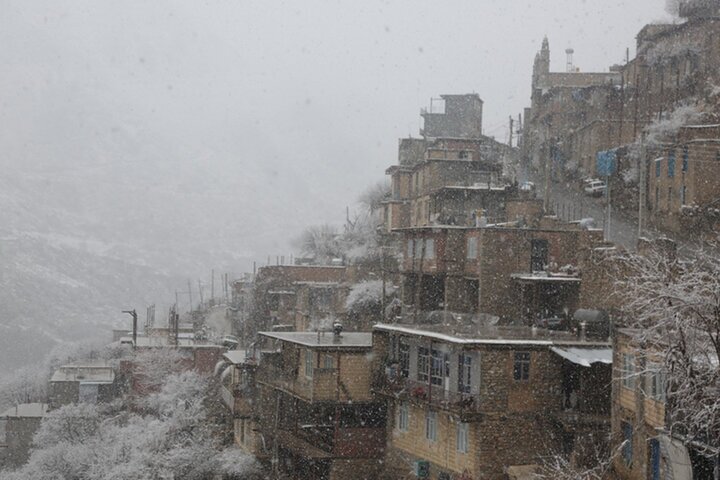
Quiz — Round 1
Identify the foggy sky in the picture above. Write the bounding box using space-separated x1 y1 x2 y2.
0 0 670 268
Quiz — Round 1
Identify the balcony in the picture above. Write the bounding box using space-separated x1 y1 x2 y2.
275 425 385 459
220 384 254 417
258 354 340 402
373 372 482 421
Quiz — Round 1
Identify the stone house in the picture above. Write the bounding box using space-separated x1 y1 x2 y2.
0 403 48 469
48 360 118 409
397 216 604 324
610 329 696 480
252 330 386 480
371 323 611 480
648 124 720 235
216 349 266 460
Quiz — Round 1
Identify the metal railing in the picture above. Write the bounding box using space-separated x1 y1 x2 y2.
374 371 481 415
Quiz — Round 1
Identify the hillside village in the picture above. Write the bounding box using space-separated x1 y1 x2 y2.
3 1 720 479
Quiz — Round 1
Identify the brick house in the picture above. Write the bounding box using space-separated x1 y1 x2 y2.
252 330 386 480
371 323 611 480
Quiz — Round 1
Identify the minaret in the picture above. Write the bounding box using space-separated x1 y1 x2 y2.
539 36 550 75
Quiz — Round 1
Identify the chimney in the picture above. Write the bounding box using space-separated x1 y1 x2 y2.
332 322 343 343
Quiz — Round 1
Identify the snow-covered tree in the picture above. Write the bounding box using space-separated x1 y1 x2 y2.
0 358 261 479
613 243 720 457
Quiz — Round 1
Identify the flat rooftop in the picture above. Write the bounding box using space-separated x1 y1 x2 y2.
1 403 48 418
223 349 257 365
259 331 373 349
51 363 115 383
374 323 609 347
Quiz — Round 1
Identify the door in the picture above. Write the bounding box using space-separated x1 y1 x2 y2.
649 438 660 480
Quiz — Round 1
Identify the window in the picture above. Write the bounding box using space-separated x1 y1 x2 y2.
430 349 446 386
655 187 659 208
513 352 530 381
456 422 469 453
407 239 414 258
668 187 672 210
622 421 633 466
305 349 314 378
397 402 409 432
398 339 410 378
655 158 662 177
682 146 689 172
425 238 435 259
323 354 334 369
458 353 473 394
668 150 675 177
425 410 437 442
466 236 478 260
530 239 548 272
681 185 687 205
622 353 635 389
418 347 430 382
647 368 667 402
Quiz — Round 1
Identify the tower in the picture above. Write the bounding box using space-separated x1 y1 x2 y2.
565 47 575 73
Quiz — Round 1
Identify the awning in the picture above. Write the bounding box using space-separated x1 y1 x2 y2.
658 434 693 480
550 347 612 367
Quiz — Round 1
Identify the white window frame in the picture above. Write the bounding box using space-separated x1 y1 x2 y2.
397 402 409 432
418 347 430 382
305 349 314 379
458 353 473 394
425 410 437 442
425 238 435 259
456 422 469 453
622 353 635 390
466 236 478 260
323 354 334 370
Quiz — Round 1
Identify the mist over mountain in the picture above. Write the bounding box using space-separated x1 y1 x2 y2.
0 0 667 377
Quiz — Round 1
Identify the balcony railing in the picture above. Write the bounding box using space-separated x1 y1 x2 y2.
258 356 340 402
374 370 481 417
220 384 254 417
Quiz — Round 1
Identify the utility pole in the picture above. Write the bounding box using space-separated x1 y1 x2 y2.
197 280 204 307
638 138 646 239
211 269 215 303
187 280 193 312
508 116 514 147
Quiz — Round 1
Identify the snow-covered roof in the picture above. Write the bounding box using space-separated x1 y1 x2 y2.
259 331 372 349
1 403 48 418
374 323 609 347
51 364 115 383
510 273 581 283
550 347 612 367
223 349 256 365
267 290 296 295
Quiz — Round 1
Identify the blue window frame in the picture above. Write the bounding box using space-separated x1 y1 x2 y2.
622 422 633 466
650 438 660 480
655 159 662 178
668 151 675 178
682 146 689 172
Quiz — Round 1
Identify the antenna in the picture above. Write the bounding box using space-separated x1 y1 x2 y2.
565 47 575 73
